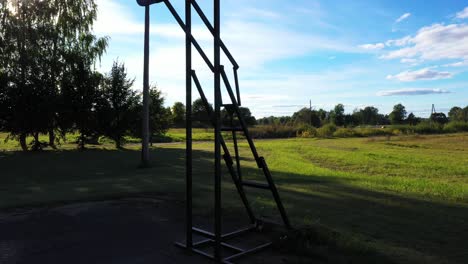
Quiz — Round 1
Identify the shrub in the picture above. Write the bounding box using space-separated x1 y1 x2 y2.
296 124 317 138
250 124 297 139
390 125 413 135
355 127 393 137
333 128 357 138
317 124 337 138
443 121 468 133
414 121 443 134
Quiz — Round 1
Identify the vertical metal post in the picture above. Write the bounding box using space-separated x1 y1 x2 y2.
214 0 222 261
185 0 193 250
141 4 151 167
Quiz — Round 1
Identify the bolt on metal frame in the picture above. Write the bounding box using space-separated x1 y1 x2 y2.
136 1 291 262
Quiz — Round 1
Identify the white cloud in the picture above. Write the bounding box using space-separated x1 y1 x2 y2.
359 43 385 50
400 58 419 64
386 68 454 81
456 7 468 19
381 23 468 61
385 36 412 47
240 8 281 19
377 88 450 96
443 60 468 67
396 13 411 23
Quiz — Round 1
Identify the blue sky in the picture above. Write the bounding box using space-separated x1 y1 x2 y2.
94 0 468 118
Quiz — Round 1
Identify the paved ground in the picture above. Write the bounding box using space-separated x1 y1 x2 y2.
0 197 294 264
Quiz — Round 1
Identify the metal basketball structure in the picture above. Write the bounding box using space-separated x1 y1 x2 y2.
137 1 291 262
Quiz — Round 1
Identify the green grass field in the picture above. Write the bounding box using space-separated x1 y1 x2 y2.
0 132 467 263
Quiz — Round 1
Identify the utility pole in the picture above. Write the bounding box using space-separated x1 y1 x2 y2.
141 3 151 167
430 104 436 124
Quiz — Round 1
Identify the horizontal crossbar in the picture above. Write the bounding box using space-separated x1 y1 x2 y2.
192 225 256 241
242 180 270 190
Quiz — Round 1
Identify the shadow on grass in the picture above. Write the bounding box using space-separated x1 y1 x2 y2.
0 147 466 264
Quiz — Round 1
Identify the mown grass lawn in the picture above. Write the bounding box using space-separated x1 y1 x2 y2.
0 132 467 263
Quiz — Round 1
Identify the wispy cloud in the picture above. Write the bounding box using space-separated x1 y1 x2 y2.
272 105 306 108
456 7 468 19
396 13 411 23
386 68 454 81
443 60 468 67
358 43 385 50
377 88 451 96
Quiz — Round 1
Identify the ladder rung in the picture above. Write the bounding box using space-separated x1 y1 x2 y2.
242 180 270 190
221 127 243 132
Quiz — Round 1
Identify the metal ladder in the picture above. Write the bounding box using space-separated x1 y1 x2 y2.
192 69 291 229
139 0 292 262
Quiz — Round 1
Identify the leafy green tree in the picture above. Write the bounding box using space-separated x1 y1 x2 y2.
317 109 328 125
389 103 407 124
448 107 462 121
171 102 185 127
330 104 345 126
0 71 7 131
0 0 106 150
98 61 137 149
406 112 418 125
240 107 257 126
430 112 448 124
148 87 171 143
130 86 171 144
463 106 468 122
344 114 357 127
192 98 212 127
222 106 256 127
292 108 321 127
61 34 107 150
361 106 379 125
448 106 468 122
0 0 51 150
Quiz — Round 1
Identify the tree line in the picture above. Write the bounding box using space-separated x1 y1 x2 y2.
0 0 171 150
258 103 468 128
170 99 256 128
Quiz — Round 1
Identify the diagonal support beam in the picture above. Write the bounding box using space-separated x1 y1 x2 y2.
164 0 214 71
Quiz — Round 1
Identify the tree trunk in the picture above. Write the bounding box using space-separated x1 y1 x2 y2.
79 132 85 150
49 129 56 149
115 137 121 149
32 132 40 151
19 133 28 151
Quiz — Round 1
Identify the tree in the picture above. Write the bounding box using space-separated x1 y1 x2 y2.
171 102 185 127
389 103 407 124
430 112 448 124
292 108 321 127
147 87 171 144
98 61 137 149
463 106 468 122
406 112 418 125
61 34 107 150
129 86 171 144
361 106 379 125
330 104 345 126
222 106 256 127
192 98 211 127
448 106 468 122
0 70 7 131
448 107 462 121
0 0 107 151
